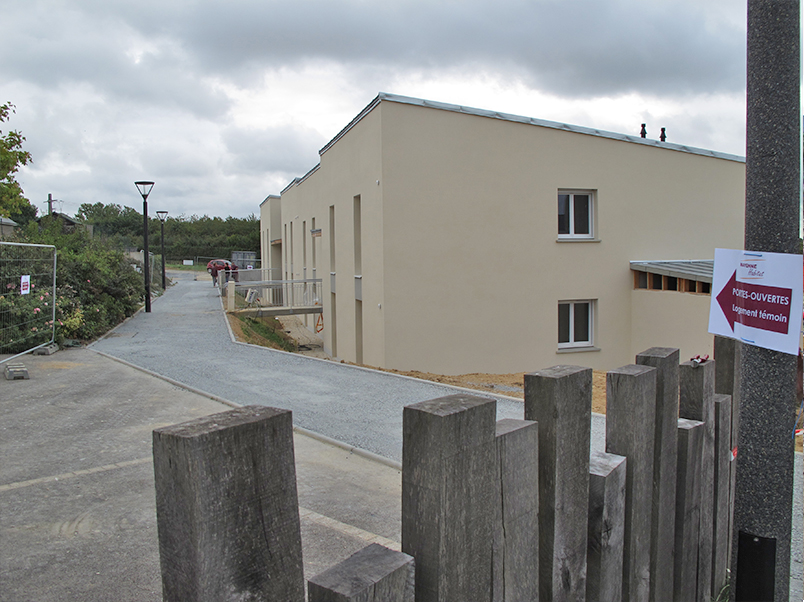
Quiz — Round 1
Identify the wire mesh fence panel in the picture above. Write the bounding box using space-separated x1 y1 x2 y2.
0 242 57 362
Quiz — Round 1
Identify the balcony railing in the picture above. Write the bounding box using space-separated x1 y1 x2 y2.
224 276 323 315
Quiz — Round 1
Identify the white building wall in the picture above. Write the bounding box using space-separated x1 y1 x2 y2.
271 96 745 375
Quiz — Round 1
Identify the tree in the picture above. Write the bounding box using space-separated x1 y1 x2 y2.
0 102 34 219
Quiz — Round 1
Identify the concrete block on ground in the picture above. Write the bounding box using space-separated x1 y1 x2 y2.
674 418 704 602
524 365 592 602
307 543 414 602
679 359 715 601
636 346 679 602
605 364 657 602
402 394 496 602
587 451 626 602
712 393 732 598
493 419 539 602
4 363 29 380
153 405 304 602
33 343 59 355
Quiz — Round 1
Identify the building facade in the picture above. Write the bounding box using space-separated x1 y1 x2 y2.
261 93 745 375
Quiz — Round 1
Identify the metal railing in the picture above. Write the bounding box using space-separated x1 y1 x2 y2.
224 276 322 313
0 242 57 363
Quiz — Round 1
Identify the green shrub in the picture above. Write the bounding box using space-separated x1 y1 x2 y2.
7 218 145 343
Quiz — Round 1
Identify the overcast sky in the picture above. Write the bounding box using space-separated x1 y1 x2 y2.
1 0 751 219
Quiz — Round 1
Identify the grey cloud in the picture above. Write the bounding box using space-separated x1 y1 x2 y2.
6 0 746 103
0 3 229 119
220 124 325 176
145 0 746 98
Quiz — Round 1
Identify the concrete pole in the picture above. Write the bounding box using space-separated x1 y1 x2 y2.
735 2 800 600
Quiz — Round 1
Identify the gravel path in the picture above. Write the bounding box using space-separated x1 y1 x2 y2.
90 271 539 461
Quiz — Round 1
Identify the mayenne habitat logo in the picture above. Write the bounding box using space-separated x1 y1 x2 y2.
738 259 765 280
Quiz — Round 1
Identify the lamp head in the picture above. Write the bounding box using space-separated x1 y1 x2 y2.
134 181 155 200
156 210 168 222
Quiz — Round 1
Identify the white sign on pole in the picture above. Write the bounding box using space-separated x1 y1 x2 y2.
708 248 803 355
20 275 30 295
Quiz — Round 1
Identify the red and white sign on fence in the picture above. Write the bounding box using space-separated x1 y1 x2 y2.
708 248 803 355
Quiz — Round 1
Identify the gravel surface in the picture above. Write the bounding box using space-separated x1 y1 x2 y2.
90 272 542 461
90 271 801 596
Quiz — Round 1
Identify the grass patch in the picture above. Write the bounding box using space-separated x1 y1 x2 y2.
231 314 297 353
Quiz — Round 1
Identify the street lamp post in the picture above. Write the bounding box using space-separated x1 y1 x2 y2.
135 181 154 313
156 211 168 290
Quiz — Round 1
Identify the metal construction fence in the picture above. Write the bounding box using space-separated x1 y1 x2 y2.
0 242 57 363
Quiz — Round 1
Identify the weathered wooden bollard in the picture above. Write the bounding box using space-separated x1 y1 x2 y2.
493 419 539 602
605 364 657 602
152 405 305 602
307 543 415 601
679 359 715 600
525 365 592 602
674 418 704 601
636 347 679 602
402 394 497 602
587 451 626 602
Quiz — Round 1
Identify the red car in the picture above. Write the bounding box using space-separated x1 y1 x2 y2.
207 259 239 281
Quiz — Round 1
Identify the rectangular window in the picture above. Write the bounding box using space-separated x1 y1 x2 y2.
558 191 594 238
558 300 593 348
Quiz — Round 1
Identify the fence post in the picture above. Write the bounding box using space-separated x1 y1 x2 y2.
524 365 592 602
586 451 627 602
605 364 657 602
152 406 305 602
713 335 741 571
226 279 235 310
402 394 496 602
493 419 539 602
307 543 415 602
679 359 715 601
712 393 732 598
635 347 680 602
674 418 705 601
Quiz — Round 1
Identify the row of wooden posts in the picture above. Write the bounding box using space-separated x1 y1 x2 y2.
151 337 741 601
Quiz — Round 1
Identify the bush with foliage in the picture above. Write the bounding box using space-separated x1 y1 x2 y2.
5 216 145 346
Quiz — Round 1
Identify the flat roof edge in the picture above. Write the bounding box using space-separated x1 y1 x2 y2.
379 93 745 163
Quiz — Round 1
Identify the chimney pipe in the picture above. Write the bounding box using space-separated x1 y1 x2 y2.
640 124 647 138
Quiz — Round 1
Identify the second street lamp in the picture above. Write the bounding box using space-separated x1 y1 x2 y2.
134 181 154 313
156 210 168 291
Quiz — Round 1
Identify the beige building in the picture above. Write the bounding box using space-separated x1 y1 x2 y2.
260 93 745 375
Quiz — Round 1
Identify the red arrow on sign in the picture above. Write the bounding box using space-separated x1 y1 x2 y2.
716 271 793 334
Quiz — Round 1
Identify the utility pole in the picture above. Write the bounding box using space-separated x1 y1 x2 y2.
733 2 800 600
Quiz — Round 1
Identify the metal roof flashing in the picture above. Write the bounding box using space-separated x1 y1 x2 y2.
630 260 715 283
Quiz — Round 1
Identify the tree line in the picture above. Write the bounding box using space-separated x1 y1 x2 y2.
75 202 260 261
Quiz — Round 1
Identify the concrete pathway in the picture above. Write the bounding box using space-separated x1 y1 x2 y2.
0 350 402 601
90 271 532 462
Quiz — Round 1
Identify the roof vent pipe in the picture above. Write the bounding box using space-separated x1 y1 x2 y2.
660 127 667 142
640 124 647 138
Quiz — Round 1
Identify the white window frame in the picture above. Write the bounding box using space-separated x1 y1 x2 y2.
558 190 595 239
558 299 594 349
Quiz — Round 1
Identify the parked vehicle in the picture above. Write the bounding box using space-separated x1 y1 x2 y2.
207 259 239 282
